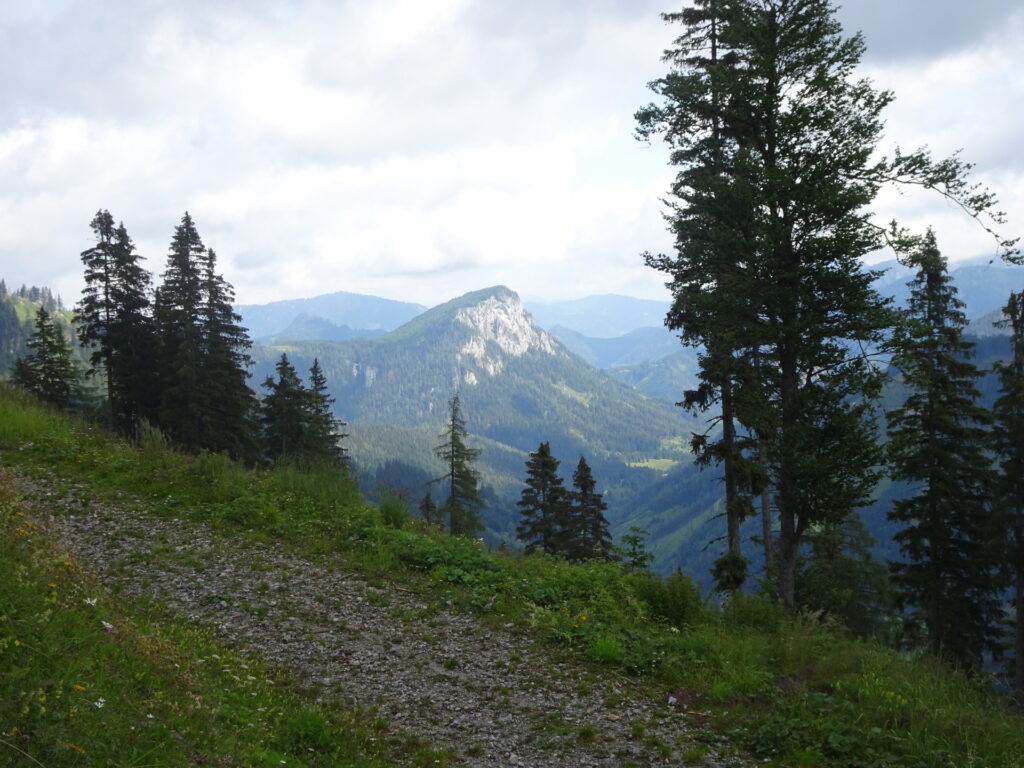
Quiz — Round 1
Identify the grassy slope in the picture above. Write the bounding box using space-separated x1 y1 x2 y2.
1 387 1022 768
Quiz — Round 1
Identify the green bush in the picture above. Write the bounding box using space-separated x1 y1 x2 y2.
379 494 409 529
633 570 704 628
590 635 625 663
723 591 783 633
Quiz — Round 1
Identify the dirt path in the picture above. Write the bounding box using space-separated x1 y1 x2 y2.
12 473 753 767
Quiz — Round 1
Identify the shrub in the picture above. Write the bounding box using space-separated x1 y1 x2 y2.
723 591 783 633
379 495 409 529
590 635 625 663
633 570 704 628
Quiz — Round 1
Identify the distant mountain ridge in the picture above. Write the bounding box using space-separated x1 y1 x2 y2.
871 258 1024 321
236 290 425 339
547 325 680 368
258 313 387 344
249 286 695 543
251 286 692 456
522 294 669 338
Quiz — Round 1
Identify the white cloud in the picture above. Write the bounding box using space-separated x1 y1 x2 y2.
0 0 1019 311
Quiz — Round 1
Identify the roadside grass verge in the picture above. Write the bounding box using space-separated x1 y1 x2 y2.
2 387 1023 767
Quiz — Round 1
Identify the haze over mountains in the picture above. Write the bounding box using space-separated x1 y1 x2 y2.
239 258 1024 363
236 257 1024 577
247 286 695 544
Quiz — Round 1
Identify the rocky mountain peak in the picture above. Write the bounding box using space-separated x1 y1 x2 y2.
454 287 561 379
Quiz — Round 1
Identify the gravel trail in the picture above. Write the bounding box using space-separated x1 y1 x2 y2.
12 473 754 767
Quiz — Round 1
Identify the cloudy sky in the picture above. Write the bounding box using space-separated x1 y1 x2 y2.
1 0 1021 308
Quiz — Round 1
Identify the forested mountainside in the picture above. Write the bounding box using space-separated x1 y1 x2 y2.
249 286 695 543
0 282 85 373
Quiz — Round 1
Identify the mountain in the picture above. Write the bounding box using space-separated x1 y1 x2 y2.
258 312 387 344
547 325 681 368
250 286 697 542
523 294 669 338
236 290 425 339
871 258 1024 320
604 349 701 402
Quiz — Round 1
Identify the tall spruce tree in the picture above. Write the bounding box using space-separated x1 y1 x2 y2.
886 231 1004 670
641 0 758 590
993 290 1024 699
11 307 79 408
260 354 345 467
307 358 347 465
154 212 207 448
154 213 257 461
433 393 483 537
516 442 572 556
198 247 259 461
418 492 441 526
260 353 310 463
568 456 614 561
76 211 156 435
637 0 1011 611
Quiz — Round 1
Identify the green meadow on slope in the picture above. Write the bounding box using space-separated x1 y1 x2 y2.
2 388 1023 768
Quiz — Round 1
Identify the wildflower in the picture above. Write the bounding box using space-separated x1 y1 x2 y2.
94 698 106 709
73 684 87 691
84 597 97 606
68 743 86 754
48 582 56 588
101 621 114 632
146 714 154 719
13 640 20 647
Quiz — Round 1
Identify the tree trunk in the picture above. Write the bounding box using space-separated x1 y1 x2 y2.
722 377 741 559
1016 523 1024 706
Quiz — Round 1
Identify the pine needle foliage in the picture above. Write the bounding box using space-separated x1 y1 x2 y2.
154 213 258 461
260 353 347 467
992 290 1024 699
75 210 157 435
10 307 79 409
886 231 1005 670
516 441 571 555
637 0 1012 611
433 393 483 537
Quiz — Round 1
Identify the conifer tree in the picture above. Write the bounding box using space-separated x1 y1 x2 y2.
993 290 1024 699
886 231 1004 670
11 307 79 408
76 211 157 435
516 442 571 556
418 492 440 526
154 212 207 448
260 354 346 467
433 394 483 537
198 247 259 461
619 526 654 572
307 358 346 465
154 213 257 460
260 353 310 463
637 0 1011 611
568 456 614 561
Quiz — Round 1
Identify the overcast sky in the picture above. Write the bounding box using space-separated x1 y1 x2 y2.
1 0 1021 308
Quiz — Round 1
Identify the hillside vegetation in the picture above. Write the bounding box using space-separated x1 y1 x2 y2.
2 388 1022 767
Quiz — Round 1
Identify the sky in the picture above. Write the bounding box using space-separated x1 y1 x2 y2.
1 1 1021 309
